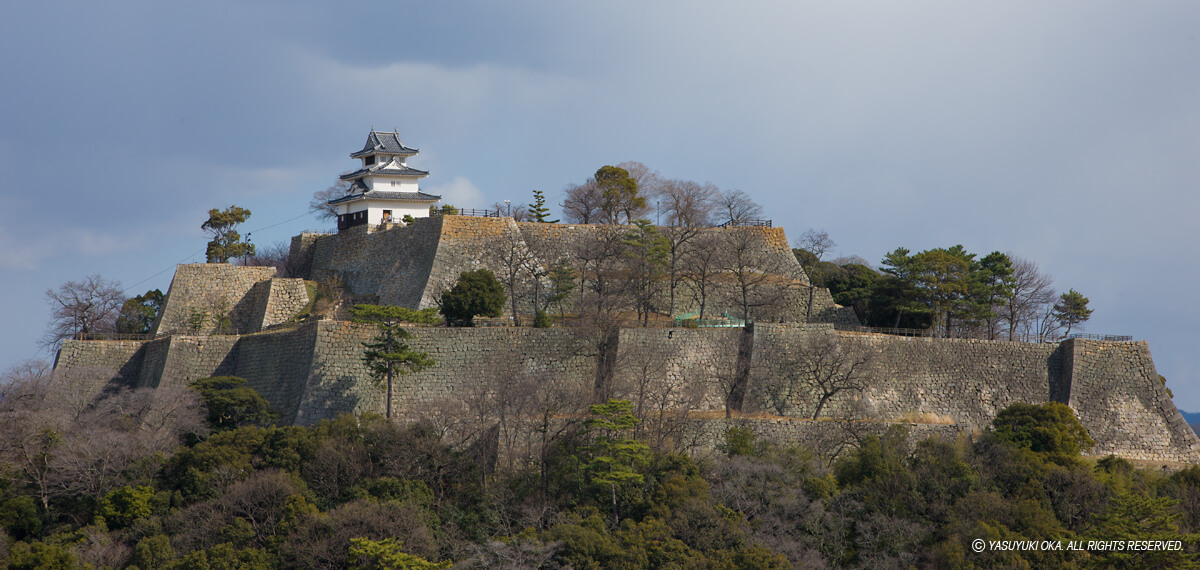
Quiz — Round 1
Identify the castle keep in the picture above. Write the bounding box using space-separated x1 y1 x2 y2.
52 133 1200 465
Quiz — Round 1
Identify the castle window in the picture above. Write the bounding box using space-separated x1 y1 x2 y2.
365 156 376 165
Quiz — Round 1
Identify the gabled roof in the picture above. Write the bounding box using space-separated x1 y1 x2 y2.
350 130 419 158
327 190 442 205
339 160 430 181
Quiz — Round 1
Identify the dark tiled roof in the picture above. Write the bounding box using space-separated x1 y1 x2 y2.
351 130 419 158
340 162 430 181
327 190 442 205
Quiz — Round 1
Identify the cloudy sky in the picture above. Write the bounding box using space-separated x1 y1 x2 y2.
3 2 1199 409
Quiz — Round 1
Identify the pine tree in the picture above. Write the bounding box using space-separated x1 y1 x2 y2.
528 189 558 223
352 304 436 419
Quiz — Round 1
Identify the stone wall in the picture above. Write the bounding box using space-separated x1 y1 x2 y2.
1065 339 1200 462
53 339 150 388
296 216 856 325
257 279 311 330
63 321 1200 463
154 264 278 335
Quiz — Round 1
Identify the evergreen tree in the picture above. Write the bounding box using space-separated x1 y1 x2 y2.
595 165 644 224
528 189 558 223
1053 289 1093 337
115 289 164 334
439 269 506 327
585 399 649 526
352 304 437 419
202 205 255 263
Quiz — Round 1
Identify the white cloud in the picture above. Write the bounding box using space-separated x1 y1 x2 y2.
426 177 485 209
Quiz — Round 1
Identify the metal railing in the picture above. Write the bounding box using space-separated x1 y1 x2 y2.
72 332 161 341
1065 333 1134 342
432 208 501 218
835 324 1136 343
717 219 772 228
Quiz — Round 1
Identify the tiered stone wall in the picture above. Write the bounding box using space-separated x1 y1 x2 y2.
257 279 311 330
56 321 1200 463
154 264 278 335
306 217 443 306
1066 339 1200 462
52 339 149 388
297 217 855 325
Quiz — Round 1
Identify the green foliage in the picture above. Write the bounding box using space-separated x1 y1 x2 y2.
585 400 650 525
401 214 416 226
438 269 505 327
185 307 209 334
99 485 155 529
1054 288 1093 336
7 540 83 569
430 204 459 216
190 376 278 432
116 289 165 334
352 305 436 419
349 304 439 325
528 189 558 223
202 205 255 263
720 426 757 457
0 496 42 539
992 401 1095 456
131 534 176 570
173 542 275 569
546 259 577 318
533 309 552 328
595 165 644 224
348 537 452 569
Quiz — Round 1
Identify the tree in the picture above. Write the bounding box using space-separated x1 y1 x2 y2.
585 399 649 527
795 230 837 323
764 335 870 419
596 165 645 224
561 180 603 224
237 240 294 276
720 227 795 323
352 305 437 419
656 179 717 228
715 189 763 225
309 175 354 221
115 289 164 334
1002 255 1056 341
202 205 255 263
43 274 124 347
623 220 669 326
973 252 1015 340
1053 289 1093 337
189 376 278 431
528 190 558 223
656 179 717 315
682 232 723 322
546 259 577 320
916 246 975 336
991 402 1094 456
439 269 506 327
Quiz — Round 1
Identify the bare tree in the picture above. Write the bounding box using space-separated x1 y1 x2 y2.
716 189 764 225
792 335 871 419
561 180 603 224
656 179 718 315
1002 255 1056 341
43 275 125 348
490 229 537 326
795 229 837 323
720 228 796 323
237 240 291 276
309 175 354 221
681 231 724 322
